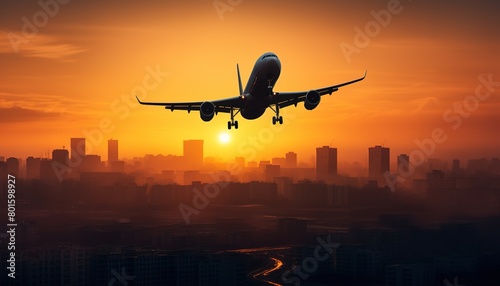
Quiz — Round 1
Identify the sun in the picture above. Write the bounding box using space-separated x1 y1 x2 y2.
218 132 231 144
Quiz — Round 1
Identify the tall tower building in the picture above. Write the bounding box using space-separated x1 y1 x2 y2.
6 157 20 177
285 152 297 168
183 140 204 169
108 139 118 162
397 154 410 176
70 138 85 161
52 149 69 181
316 146 337 181
26 157 41 179
368 146 390 179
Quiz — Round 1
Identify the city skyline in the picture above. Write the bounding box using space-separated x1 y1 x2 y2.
2 137 498 183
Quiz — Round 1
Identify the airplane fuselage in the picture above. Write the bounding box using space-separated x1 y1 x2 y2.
240 52 281 120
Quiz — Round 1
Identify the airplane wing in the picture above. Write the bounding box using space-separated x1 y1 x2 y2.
135 95 244 114
270 71 366 108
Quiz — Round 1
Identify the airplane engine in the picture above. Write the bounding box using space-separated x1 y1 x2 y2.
304 90 321 110
200 101 215 122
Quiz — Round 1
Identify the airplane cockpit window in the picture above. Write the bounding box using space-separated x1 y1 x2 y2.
262 54 277 60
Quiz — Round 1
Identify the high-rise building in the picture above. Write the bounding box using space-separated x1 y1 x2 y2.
397 154 410 176
40 159 57 181
316 146 337 181
52 149 69 166
51 149 69 181
259 160 271 173
285 152 297 168
0 161 6 183
108 139 118 162
70 138 85 161
271 157 287 167
183 140 203 169
26 157 41 179
82 155 102 172
6 157 20 177
426 170 456 199
265 164 281 182
368 146 390 179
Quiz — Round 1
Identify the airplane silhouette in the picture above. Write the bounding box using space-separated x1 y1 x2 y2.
136 52 366 129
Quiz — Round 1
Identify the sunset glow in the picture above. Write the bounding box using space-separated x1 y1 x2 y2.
1 0 499 165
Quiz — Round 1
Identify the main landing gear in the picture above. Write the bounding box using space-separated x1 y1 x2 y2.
272 115 283 125
228 107 239 130
228 120 238 130
269 104 283 125
268 80 283 125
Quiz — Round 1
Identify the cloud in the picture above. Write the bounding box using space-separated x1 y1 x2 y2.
0 33 86 60
410 97 439 114
0 106 60 123
0 92 105 118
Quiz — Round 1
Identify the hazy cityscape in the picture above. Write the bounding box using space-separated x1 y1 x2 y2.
1 138 500 285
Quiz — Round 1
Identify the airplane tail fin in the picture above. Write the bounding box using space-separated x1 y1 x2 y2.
237 64 243 95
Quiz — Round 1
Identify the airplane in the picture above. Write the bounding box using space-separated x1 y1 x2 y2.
136 52 366 130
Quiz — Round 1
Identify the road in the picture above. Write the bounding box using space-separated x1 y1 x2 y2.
249 256 284 285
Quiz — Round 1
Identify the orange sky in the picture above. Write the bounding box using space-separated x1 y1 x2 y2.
1 0 499 166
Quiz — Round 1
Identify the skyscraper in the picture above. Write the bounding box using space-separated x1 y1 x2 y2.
369 146 390 179
108 139 118 162
285 152 297 168
52 149 69 181
70 138 85 161
183 140 203 169
6 157 20 177
397 154 410 176
316 146 337 181
26 157 41 179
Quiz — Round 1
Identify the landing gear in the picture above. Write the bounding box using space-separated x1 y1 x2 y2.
267 80 282 125
228 107 239 129
269 103 283 125
228 120 238 130
272 115 283 125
